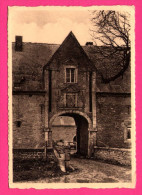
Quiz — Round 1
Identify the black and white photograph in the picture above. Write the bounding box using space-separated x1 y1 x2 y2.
8 6 135 188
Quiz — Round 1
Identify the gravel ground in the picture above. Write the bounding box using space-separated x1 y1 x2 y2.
32 157 131 183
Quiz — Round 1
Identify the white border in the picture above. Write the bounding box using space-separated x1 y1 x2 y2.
8 5 136 189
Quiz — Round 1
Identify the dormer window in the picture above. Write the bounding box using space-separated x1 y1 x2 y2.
65 66 77 83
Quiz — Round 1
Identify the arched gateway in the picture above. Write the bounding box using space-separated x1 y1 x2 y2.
49 111 93 156
43 32 97 157
12 31 131 165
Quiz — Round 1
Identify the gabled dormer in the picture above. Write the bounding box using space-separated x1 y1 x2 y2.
44 31 93 71
43 31 96 114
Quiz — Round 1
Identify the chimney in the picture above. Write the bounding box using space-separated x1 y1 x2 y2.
15 36 23 51
86 42 93 46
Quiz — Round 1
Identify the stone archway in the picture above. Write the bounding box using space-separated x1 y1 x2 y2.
49 111 93 129
49 111 94 156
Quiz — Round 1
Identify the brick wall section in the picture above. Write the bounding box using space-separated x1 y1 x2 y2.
52 126 76 142
13 94 45 149
96 94 131 148
94 147 131 166
13 149 44 160
13 148 56 162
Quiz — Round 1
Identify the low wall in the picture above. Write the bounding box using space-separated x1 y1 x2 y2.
94 147 131 166
13 149 45 160
13 148 56 162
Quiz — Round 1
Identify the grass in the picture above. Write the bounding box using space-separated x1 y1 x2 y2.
13 159 65 182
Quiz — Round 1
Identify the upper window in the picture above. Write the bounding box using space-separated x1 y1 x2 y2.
65 67 77 83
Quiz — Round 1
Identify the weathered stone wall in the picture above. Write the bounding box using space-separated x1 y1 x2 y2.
50 68 90 113
94 147 131 166
52 126 76 142
96 94 131 148
47 32 92 116
13 94 45 149
12 33 131 158
13 149 44 160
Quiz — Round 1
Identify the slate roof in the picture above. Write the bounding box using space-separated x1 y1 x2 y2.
12 35 131 93
12 42 59 91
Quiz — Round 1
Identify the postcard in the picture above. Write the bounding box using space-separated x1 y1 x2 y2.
8 5 135 189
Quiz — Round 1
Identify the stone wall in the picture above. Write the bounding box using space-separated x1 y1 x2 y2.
94 147 131 166
12 33 131 158
52 126 76 142
13 149 44 160
13 94 45 149
46 32 92 116
96 93 131 149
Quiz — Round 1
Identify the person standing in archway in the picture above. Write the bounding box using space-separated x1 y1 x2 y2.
52 139 66 173
53 140 75 173
64 141 75 171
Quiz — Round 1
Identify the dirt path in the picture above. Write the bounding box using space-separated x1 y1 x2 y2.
34 158 131 183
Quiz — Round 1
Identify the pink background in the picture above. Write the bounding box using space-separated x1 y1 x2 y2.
0 0 142 194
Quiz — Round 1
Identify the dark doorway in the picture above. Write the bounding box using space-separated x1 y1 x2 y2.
51 113 89 156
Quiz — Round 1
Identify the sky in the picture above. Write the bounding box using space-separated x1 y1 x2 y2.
9 7 93 45
8 6 133 46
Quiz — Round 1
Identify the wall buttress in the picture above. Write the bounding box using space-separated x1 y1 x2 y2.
44 70 49 129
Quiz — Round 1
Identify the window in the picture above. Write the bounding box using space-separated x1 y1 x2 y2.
124 125 131 143
65 68 77 83
16 121 21 127
126 128 131 140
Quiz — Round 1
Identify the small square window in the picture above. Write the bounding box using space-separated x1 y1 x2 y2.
124 126 131 143
127 128 131 140
16 121 21 127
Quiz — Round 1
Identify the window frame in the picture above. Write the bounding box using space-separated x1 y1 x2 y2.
124 126 131 143
64 66 78 83
126 127 131 140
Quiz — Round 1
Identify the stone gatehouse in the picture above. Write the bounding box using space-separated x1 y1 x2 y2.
12 32 131 164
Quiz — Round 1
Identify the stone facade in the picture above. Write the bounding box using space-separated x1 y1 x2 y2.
52 126 76 143
12 32 131 163
13 94 45 149
13 149 44 160
43 32 96 156
96 93 131 149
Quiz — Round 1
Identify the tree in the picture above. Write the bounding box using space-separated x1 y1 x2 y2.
90 10 131 83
